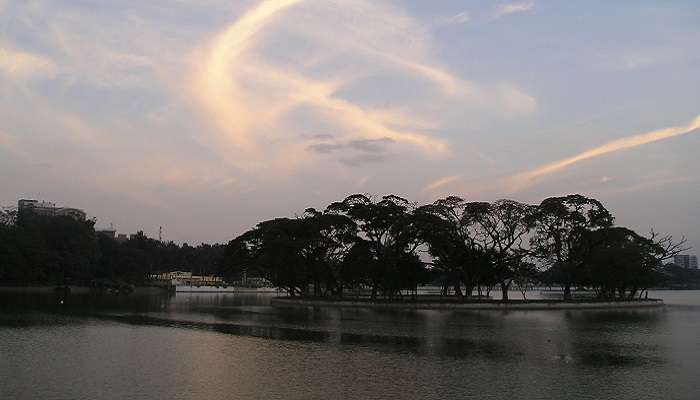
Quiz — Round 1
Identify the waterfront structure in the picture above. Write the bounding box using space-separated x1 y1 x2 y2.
674 255 698 269
18 199 87 221
148 271 233 292
149 271 225 286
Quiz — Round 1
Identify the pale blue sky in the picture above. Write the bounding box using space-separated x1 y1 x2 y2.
1 0 699 251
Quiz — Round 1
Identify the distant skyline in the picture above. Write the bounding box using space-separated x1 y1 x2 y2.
1 0 699 249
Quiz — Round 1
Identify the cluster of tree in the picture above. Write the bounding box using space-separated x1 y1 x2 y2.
659 263 700 289
224 194 686 301
0 209 224 285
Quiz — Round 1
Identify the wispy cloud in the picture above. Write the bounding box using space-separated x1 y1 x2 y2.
420 114 700 199
190 0 451 169
0 130 25 157
422 175 462 194
189 0 536 174
604 48 682 72
307 137 395 166
434 11 470 26
509 115 700 191
600 175 699 197
0 47 57 79
339 153 389 167
493 1 534 19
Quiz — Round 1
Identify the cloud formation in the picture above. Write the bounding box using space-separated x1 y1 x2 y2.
307 137 395 166
422 175 461 194
435 11 470 26
493 2 534 19
421 114 700 199
3 1 696 247
0 47 57 79
509 115 700 190
189 0 536 173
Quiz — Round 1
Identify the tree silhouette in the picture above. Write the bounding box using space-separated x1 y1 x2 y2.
530 195 614 299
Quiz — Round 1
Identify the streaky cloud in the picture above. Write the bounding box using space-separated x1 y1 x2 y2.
493 1 534 19
190 0 451 173
509 115 700 191
434 11 470 26
422 175 462 194
192 0 305 152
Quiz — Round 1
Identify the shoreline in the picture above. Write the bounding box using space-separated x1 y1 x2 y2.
0 285 163 295
271 297 665 310
0 285 280 295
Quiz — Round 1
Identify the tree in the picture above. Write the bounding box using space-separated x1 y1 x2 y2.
513 260 538 300
467 200 536 301
326 194 426 299
1 208 227 286
0 207 17 226
415 196 493 300
303 209 357 296
575 227 686 299
233 218 307 296
531 194 614 299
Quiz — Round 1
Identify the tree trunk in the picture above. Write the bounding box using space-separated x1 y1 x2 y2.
464 283 475 299
500 281 509 302
454 282 464 301
563 283 572 301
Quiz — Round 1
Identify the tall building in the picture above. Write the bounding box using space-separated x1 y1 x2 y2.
18 199 87 221
673 255 698 269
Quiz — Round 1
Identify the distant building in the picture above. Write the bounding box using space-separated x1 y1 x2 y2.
148 271 225 286
95 229 117 239
96 226 142 242
18 199 86 221
674 255 698 269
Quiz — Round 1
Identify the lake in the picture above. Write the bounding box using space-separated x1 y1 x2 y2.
1 289 699 399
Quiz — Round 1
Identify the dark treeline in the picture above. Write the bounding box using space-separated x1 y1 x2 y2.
0 210 224 285
224 194 687 301
0 194 690 298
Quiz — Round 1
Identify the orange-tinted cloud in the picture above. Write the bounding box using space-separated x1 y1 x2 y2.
509 115 700 190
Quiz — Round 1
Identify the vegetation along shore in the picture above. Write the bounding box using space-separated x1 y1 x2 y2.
2 193 695 302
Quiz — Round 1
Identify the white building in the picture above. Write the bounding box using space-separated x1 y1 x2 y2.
673 255 698 269
18 199 87 221
148 271 225 286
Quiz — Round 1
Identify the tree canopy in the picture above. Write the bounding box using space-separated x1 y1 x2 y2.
1 193 687 300
221 193 686 301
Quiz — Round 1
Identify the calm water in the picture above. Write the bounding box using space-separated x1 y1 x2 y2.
1 290 699 400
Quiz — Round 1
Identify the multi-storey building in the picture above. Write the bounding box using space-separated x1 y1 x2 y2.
18 199 87 221
673 255 698 269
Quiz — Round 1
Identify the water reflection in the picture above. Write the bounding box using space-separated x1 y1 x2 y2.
2 290 700 400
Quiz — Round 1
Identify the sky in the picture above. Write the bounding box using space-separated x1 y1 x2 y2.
1 0 699 250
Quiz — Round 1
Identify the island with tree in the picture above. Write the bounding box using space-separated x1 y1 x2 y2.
223 194 688 308
1 193 694 307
